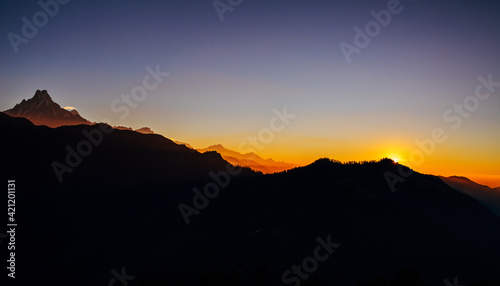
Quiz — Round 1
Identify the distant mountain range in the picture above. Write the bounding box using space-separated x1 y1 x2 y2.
3 90 297 173
1 110 500 285
4 90 154 134
174 140 195 149
197 144 298 174
173 143 298 174
3 89 91 127
441 176 500 216
3 90 157 135
0 111 256 185
114 125 155 134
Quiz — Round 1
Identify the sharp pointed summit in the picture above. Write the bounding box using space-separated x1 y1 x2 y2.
3 90 91 128
33 89 52 101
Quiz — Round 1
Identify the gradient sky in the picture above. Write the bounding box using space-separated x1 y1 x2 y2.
1 0 499 187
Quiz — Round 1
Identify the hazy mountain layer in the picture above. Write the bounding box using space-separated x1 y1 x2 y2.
441 176 500 217
198 144 298 174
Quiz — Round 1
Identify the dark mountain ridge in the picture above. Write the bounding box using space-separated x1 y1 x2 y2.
0 111 256 186
1 112 499 286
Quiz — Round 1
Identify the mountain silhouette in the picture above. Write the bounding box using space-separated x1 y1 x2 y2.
135 126 155 134
440 176 500 217
174 140 195 149
0 111 256 185
1 112 500 286
4 90 292 175
4 90 159 134
198 144 298 174
3 89 91 127
114 125 156 134
114 125 134 131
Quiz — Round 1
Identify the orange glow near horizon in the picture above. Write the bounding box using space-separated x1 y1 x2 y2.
168 133 500 188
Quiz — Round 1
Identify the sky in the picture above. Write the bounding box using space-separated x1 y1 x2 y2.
1 0 499 187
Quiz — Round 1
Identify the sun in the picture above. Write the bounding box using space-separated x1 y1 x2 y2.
388 154 400 163
391 156 401 163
